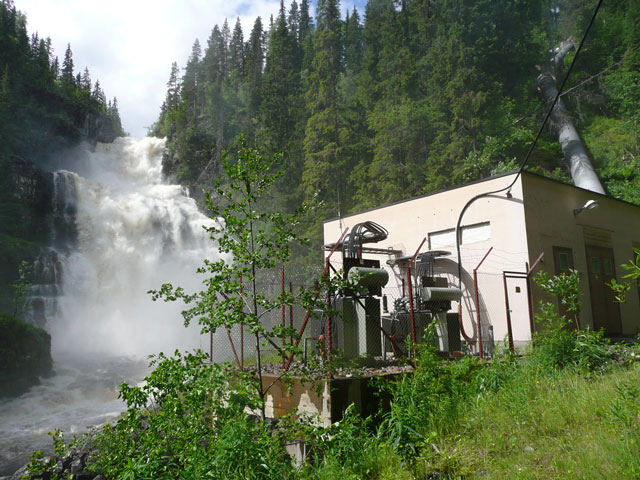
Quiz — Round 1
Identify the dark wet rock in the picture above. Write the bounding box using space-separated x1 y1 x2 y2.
10 433 104 480
0 313 53 398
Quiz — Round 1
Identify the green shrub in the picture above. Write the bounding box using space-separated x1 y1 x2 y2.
380 325 481 457
531 302 613 373
89 351 295 480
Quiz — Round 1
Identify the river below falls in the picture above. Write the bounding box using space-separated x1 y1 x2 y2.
0 355 149 476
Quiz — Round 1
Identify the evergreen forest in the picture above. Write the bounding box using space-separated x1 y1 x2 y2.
151 0 640 247
0 0 124 309
0 0 124 159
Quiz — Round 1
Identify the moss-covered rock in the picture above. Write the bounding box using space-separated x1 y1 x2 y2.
0 312 53 398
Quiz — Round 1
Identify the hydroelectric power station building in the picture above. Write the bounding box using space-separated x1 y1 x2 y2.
323 171 640 353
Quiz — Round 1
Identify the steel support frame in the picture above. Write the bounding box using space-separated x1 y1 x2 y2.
502 252 544 354
284 228 349 372
473 247 493 358
406 238 427 358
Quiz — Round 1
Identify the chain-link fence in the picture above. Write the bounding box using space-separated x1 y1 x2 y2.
208 252 481 374
209 265 326 367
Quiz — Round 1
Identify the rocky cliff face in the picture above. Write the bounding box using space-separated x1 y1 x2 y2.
0 312 53 398
0 155 54 312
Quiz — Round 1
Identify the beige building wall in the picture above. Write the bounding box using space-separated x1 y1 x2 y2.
324 171 640 353
323 173 533 351
521 173 640 335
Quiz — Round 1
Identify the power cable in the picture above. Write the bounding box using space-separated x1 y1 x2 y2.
455 0 605 288
508 58 624 129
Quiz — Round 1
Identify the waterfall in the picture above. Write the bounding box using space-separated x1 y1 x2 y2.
46 137 214 357
0 137 216 475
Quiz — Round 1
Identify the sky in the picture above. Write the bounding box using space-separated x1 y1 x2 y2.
16 0 367 138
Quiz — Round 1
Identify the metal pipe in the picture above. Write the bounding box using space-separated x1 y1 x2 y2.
284 228 349 372
473 247 493 358
407 238 427 355
458 303 474 344
502 272 515 354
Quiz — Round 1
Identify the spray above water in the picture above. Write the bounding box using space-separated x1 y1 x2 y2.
49 137 215 357
2 137 218 475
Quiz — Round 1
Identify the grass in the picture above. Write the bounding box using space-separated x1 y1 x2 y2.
42 319 640 480
426 363 640 479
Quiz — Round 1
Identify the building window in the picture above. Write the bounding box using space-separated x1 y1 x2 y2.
429 228 455 249
428 222 491 249
461 222 491 244
553 246 574 274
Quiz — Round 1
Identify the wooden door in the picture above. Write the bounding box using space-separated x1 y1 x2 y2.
585 245 622 334
553 246 574 320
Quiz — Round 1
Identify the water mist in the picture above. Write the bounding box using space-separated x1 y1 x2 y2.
0 137 216 475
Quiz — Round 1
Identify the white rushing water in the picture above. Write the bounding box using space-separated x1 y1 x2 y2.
0 137 215 475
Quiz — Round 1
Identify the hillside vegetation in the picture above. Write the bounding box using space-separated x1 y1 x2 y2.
152 0 639 246
0 0 124 310
35 314 640 479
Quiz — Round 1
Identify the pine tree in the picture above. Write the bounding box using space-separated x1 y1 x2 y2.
228 18 244 81
108 96 124 137
261 1 301 155
302 0 343 205
80 67 91 92
343 7 363 75
182 40 202 120
244 17 265 122
288 0 300 41
202 25 228 163
0 66 11 153
298 0 314 72
61 43 74 85
165 61 180 111
91 80 106 107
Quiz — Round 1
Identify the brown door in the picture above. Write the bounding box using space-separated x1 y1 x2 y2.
553 247 574 320
585 245 622 334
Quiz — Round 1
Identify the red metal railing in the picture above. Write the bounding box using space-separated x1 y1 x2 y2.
283 228 349 372
473 247 493 358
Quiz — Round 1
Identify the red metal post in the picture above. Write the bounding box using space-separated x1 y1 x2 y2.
326 260 332 378
240 274 244 370
502 272 515 354
282 265 286 370
284 228 349 372
226 327 242 368
289 282 294 345
407 238 427 355
525 252 545 338
473 247 493 358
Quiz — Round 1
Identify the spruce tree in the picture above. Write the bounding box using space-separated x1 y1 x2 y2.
302 0 343 207
261 1 300 154
244 17 265 124
182 40 202 120
228 18 244 81
61 43 74 85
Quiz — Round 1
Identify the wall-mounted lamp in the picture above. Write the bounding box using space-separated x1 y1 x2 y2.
574 199 598 217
